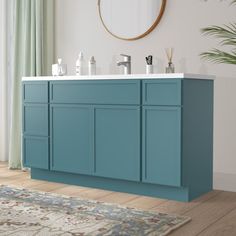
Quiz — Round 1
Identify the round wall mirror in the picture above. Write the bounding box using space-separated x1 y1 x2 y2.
98 0 167 41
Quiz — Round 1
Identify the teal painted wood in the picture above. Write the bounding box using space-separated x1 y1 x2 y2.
50 104 93 175
31 168 190 202
142 79 182 106
50 80 141 105
94 105 140 181
21 78 214 202
182 79 213 200
23 104 48 136
23 137 49 169
23 81 49 103
142 106 182 187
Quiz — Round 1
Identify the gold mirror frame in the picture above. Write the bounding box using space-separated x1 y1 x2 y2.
98 0 167 41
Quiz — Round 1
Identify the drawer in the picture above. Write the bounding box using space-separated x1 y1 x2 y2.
23 104 48 136
142 80 182 106
50 80 141 105
23 81 48 103
23 136 49 170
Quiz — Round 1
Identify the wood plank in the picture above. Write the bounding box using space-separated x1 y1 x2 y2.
29 182 67 192
169 191 236 236
0 162 7 167
0 166 8 169
52 185 91 197
124 196 166 210
98 192 138 205
0 170 27 178
153 190 221 215
6 179 48 188
2 164 236 236
0 175 31 185
75 188 113 200
198 207 236 236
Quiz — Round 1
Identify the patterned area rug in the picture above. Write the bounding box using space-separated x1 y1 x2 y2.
0 185 190 236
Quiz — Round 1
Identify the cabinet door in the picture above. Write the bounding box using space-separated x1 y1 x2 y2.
50 105 93 175
94 106 140 181
23 136 49 169
142 106 181 187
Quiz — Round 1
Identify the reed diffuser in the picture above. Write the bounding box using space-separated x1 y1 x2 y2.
165 48 175 73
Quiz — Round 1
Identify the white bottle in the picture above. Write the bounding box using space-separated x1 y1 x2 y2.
88 56 96 75
76 52 84 75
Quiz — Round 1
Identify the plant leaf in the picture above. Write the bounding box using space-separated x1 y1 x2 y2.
231 0 236 5
201 23 236 46
200 49 236 65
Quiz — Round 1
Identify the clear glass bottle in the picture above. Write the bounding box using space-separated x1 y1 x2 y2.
166 62 175 73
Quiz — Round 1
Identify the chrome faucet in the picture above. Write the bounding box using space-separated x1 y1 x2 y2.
117 54 131 75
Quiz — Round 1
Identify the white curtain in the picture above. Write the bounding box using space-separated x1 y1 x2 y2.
8 0 54 169
0 0 20 163
0 0 7 162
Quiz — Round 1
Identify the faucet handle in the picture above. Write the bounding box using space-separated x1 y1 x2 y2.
120 54 131 61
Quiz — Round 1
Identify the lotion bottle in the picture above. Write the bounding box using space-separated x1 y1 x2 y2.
76 52 84 75
88 56 96 75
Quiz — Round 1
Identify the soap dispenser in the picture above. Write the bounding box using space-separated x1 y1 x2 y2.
88 56 96 75
76 52 84 75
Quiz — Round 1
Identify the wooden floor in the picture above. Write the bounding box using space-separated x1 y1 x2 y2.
1 161 236 236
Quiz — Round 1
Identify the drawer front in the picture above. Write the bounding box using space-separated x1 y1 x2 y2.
143 80 182 106
23 82 48 103
23 104 48 136
50 80 141 105
23 136 49 170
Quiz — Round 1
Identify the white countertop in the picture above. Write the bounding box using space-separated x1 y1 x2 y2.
22 73 215 81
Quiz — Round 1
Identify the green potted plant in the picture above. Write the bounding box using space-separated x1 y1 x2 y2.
200 0 236 65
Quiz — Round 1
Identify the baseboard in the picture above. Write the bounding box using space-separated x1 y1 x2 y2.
214 172 236 192
31 168 191 202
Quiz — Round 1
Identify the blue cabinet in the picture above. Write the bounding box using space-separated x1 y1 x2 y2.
23 104 48 136
22 82 49 170
23 81 48 103
50 80 141 105
23 136 49 169
94 106 140 181
142 80 181 106
50 105 93 175
142 106 181 187
23 78 214 202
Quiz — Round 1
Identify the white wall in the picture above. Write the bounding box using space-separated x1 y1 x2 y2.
55 0 236 191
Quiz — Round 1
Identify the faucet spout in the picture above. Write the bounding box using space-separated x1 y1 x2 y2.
117 54 131 75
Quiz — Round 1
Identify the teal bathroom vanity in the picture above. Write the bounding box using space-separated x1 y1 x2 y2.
22 74 214 202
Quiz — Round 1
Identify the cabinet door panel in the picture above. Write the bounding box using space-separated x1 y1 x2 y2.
94 106 140 181
143 106 181 187
23 104 48 136
23 136 49 169
51 105 93 175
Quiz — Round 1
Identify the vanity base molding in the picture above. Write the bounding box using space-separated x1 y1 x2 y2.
31 168 193 202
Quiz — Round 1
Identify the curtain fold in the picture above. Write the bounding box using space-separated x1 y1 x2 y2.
0 0 7 162
9 0 54 169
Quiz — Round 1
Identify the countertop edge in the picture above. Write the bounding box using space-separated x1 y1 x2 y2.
22 73 215 81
